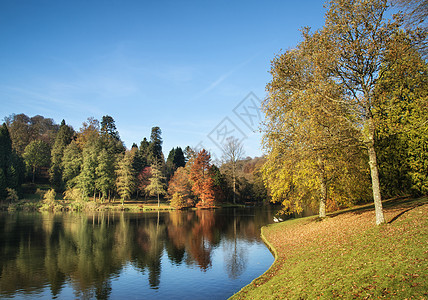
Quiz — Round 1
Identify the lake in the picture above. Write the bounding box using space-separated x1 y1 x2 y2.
0 207 278 299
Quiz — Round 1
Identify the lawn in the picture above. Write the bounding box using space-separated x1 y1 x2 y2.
232 197 428 299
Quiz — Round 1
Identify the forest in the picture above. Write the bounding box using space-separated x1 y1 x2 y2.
0 114 267 210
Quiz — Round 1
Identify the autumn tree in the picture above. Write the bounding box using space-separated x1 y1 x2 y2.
262 38 365 218
392 0 427 57
221 137 245 204
146 160 166 207
116 151 136 206
190 149 215 208
76 117 100 150
137 166 152 199
4 113 59 154
316 0 418 224
168 166 193 207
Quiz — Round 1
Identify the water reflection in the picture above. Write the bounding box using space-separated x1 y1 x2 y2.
0 208 275 299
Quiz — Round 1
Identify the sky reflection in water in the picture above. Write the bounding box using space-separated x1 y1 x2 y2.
0 207 276 299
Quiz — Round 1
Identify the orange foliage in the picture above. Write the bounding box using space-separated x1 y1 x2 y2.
190 149 215 208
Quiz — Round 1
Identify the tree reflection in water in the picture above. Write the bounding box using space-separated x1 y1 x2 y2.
0 207 275 299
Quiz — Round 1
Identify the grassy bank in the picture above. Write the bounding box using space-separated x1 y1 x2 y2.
232 196 428 299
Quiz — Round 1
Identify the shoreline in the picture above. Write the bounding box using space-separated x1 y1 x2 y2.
230 196 428 299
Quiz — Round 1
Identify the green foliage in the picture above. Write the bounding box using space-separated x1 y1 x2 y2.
375 39 428 196
61 141 82 188
146 160 166 206
101 115 120 141
0 168 6 199
169 192 187 209
116 151 136 204
148 126 163 164
0 124 24 198
77 141 100 198
23 140 51 183
0 123 12 169
4 113 59 155
63 187 86 203
5 188 18 203
96 148 115 201
166 147 186 180
43 189 56 204
49 120 74 190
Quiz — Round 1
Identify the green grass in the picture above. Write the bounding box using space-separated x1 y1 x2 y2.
232 197 428 299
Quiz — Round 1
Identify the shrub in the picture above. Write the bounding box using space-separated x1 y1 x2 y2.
5 188 18 203
170 192 187 209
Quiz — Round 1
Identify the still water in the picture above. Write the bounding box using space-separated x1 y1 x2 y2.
0 207 277 299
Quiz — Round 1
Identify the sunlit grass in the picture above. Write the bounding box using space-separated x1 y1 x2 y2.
232 197 428 299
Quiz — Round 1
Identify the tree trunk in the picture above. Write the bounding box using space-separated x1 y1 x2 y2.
233 174 236 205
366 117 385 225
157 192 160 207
318 156 327 218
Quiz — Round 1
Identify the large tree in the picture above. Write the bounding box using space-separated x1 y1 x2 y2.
116 151 136 206
262 38 366 218
374 36 428 195
190 149 215 208
96 148 116 201
168 166 193 206
316 0 411 224
49 120 74 191
62 140 82 188
221 136 245 204
23 140 51 183
146 160 166 207
148 126 163 164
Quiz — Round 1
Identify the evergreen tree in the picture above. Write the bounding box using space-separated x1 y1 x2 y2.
101 115 120 141
375 37 428 195
146 159 166 207
0 123 12 169
139 138 150 167
49 120 74 191
62 141 82 188
148 127 163 164
78 141 100 200
0 168 6 199
166 148 176 181
100 115 125 154
116 151 136 206
96 148 115 201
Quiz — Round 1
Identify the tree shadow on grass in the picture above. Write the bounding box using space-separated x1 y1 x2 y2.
325 196 428 223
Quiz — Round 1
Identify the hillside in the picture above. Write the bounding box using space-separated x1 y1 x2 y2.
232 197 428 299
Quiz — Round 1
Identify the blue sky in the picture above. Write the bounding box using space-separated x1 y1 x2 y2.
0 0 326 160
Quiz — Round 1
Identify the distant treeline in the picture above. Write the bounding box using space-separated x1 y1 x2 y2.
0 114 267 208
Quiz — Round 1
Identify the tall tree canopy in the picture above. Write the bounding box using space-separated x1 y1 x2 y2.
148 126 163 164
190 149 215 208
49 120 74 191
262 0 425 224
23 140 51 183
